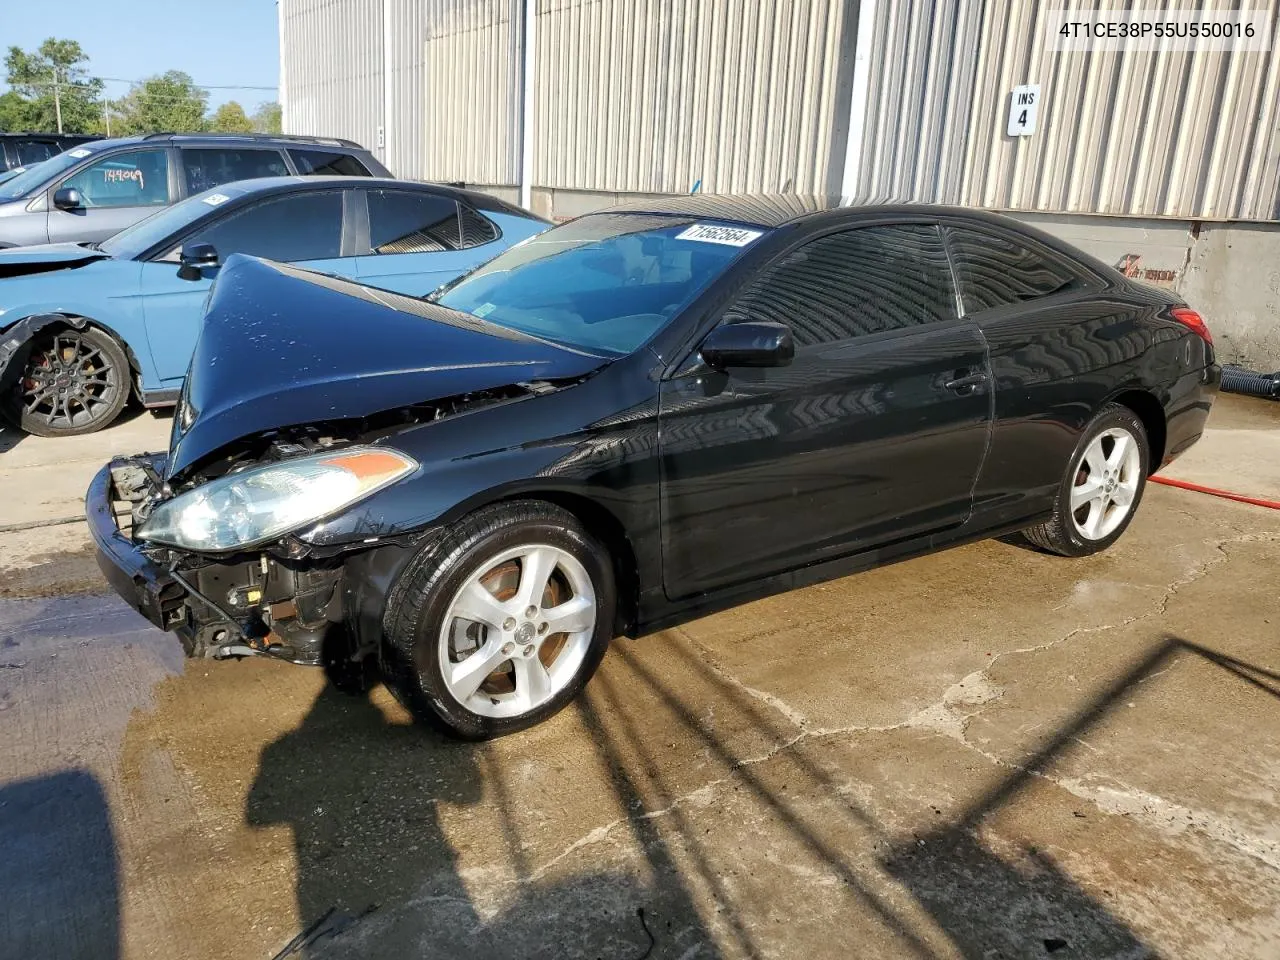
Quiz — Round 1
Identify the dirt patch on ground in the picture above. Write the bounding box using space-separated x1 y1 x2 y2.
0 543 106 599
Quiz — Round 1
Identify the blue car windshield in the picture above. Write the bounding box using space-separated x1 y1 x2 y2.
100 186 248 260
0 149 89 201
434 213 766 356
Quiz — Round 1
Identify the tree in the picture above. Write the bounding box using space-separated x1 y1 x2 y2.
251 101 283 135
209 100 253 133
114 71 208 135
0 91 35 132
4 39 104 133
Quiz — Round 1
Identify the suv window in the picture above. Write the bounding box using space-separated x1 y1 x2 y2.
727 224 957 346
183 191 344 262
289 149 371 176
946 227 1085 313
367 190 461 253
181 148 290 195
61 149 171 208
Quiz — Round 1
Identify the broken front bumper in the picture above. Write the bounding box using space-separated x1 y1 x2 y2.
86 455 187 632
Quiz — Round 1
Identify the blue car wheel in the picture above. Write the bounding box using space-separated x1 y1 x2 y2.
5 326 130 437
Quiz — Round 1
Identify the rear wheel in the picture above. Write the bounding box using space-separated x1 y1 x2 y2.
6 326 130 437
1023 404 1149 557
383 500 616 739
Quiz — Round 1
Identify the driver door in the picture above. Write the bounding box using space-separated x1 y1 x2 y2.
658 223 992 599
140 189 356 386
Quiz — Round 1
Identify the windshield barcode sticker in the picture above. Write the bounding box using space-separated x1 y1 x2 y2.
68 148 92 158
676 223 763 247
202 193 232 206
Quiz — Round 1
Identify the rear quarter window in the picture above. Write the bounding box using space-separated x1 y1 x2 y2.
289 149 371 176
946 226 1088 314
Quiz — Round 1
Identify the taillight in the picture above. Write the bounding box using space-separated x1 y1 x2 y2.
1170 306 1212 345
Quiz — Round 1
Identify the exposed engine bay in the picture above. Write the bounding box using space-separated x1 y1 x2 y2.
106 382 555 665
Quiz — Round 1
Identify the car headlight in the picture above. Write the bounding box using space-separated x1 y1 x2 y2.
136 446 418 552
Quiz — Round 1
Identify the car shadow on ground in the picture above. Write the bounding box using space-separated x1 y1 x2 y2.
247 680 714 959
247 633 1278 959
0 768 119 960
0 423 22 457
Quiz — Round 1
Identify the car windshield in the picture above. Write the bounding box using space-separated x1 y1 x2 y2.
0 164 33 185
0 147 92 201
434 213 765 356
100 186 245 260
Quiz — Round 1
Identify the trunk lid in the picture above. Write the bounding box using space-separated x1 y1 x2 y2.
167 255 607 477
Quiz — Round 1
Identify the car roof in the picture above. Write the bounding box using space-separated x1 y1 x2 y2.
598 194 1048 231
202 175 544 220
0 132 97 141
596 194 1120 280
58 133 367 153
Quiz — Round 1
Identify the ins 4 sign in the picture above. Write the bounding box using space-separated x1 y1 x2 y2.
1008 84 1041 137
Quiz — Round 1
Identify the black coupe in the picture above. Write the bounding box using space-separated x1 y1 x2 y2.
89 196 1218 739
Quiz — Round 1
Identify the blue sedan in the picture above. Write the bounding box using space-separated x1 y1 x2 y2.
0 177 548 435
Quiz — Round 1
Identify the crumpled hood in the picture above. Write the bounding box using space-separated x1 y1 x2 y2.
167 255 607 478
0 243 110 279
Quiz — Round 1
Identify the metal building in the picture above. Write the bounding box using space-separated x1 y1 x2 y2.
279 0 1280 366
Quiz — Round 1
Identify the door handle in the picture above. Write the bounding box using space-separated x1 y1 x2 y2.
944 372 988 392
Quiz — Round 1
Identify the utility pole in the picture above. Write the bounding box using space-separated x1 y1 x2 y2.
103 100 111 137
53 67 63 134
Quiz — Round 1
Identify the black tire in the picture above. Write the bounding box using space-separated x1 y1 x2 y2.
4 325 130 437
1023 403 1150 557
382 499 616 740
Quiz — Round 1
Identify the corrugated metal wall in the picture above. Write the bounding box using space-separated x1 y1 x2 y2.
280 0 1280 221
533 0 858 194
420 0 523 184
280 0 386 156
853 0 1280 221
383 0 433 177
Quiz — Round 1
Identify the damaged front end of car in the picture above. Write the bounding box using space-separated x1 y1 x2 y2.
89 385 545 667
87 254 609 673
91 442 390 667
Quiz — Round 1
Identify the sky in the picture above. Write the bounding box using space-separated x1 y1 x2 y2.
0 0 280 112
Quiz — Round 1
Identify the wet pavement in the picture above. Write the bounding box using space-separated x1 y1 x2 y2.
1 396 1279 959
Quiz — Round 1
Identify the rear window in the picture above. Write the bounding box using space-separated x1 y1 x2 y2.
15 141 59 166
289 149 370 177
367 190 460 253
946 227 1086 313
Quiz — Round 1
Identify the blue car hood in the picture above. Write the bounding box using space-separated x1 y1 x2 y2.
0 242 111 279
167 255 608 477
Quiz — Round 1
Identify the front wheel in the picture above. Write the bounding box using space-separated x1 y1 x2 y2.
5 325 130 437
1023 403 1150 557
383 500 616 739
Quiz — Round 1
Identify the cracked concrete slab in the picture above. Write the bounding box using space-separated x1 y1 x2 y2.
0 395 1278 959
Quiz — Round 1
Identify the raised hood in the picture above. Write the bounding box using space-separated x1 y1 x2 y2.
166 255 607 477
0 243 110 279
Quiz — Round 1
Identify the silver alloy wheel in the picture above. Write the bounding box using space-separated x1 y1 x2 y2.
1069 426 1142 540
438 543 597 719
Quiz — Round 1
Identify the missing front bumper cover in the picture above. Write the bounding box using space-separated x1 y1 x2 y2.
88 454 346 666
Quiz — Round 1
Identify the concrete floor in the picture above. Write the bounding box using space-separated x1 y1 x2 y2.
1 397 1278 959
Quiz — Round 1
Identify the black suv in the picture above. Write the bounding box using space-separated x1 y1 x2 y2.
0 133 101 174
0 133 390 247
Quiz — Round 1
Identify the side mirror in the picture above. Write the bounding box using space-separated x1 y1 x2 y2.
177 242 220 282
53 187 84 211
700 321 795 369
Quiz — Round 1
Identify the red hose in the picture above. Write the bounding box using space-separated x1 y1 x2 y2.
1150 474 1280 510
